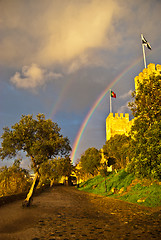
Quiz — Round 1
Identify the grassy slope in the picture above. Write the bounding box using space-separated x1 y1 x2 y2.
78 170 161 207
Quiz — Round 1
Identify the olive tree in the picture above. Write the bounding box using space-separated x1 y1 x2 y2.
103 134 131 170
80 147 101 176
0 113 71 206
0 160 30 197
39 156 73 187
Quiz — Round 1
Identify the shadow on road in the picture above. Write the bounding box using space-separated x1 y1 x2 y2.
0 186 160 240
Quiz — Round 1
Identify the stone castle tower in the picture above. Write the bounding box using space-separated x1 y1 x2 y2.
134 63 161 93
106 63 161 141
106 113 133 141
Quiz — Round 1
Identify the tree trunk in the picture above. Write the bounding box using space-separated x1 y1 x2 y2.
105 177 107 192
22 171 40 207
50 179 54 187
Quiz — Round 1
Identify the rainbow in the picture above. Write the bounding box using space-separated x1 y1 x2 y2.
50 47 156 119
48 45 158 164
50 77 74 118
71 57 143 164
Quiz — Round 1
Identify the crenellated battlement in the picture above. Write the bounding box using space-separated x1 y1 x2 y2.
135 63 161 93
108 112 130 120
106 63 160 141
106 113 133 141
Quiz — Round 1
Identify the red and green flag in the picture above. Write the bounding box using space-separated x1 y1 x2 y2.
111 90 116 98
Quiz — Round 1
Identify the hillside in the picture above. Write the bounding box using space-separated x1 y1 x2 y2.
78 170 161 207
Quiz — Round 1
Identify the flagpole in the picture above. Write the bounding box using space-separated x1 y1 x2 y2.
110 89 112 113
141 34 147 69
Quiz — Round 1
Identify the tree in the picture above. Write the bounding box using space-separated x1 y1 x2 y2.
103 134 131 170
128 74 161 179
0 114 71 206
0 160 30 197
39 156 73 187
99 161 109 192
80 147 101 176
58 156 73 179
74 162 87 186
39 160 58 187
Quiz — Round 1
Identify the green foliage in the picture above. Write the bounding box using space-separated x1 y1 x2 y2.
0 114 71 172
128 74 161 180
58 156 73 177
79 175 104 192
39 156 73 187
0 114 72 204
80 147 101 176
120 183 161 207
103 134 131 169
73 162 88 183
99 163 109 177
0 160 31 197
79 170 134 194
78 170 161 207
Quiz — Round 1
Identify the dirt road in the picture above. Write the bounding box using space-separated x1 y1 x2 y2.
0 186 160 240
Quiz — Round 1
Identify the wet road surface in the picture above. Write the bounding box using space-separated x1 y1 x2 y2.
0 186 160 240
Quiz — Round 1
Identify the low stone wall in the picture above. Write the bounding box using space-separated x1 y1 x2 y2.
0 192 27 206
0 184 51 206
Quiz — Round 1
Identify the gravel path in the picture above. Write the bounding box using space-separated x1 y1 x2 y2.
0 186 160 240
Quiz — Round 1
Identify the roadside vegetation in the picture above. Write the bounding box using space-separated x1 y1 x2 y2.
0 159 31 197
78 170 161 207
0 70 160 208
76 73 161 207
0 114 72 206
77 73 161 179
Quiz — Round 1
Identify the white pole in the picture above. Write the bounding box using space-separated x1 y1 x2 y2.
141 34 146 69
110 89 112 113
142 44 146 69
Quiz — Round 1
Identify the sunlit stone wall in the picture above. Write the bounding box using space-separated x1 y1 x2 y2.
106 113 133 141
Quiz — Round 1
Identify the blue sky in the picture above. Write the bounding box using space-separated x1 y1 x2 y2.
0 0 161 167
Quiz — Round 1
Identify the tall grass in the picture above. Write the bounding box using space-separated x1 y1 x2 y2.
78 170 161 207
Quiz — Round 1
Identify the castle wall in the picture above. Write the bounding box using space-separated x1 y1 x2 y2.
106 113 133 141
106 63 161 142
135 63 161 93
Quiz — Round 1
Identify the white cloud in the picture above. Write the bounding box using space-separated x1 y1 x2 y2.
0 0 160 70
0 0 120 67
66 54 89 73
10 63 62 90
37 0 120 65
119 90 133 99
117 101 130 113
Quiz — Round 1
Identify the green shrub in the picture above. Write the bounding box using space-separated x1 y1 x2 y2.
78 170 161 207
